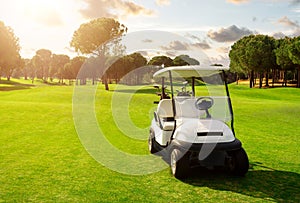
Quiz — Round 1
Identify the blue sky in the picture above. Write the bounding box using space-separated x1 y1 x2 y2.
0 0 299 65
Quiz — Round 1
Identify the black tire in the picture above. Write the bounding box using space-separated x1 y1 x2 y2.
227 148 249 176
148 132 158 154
170 148 190 179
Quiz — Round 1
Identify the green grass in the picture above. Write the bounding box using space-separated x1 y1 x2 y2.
0 79 299 202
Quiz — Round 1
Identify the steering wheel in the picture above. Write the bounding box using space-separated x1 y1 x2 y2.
195 97 214 110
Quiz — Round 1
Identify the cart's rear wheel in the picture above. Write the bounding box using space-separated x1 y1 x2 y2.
227 148 249 176
148 133 158 154
170 148 190 179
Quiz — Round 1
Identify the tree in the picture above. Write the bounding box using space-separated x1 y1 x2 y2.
288 37 300 88
172 55 200 66
61 56 86 85
50 54 70 82
122 53 147 85
33 49 52 81
106 52 147 85
148 55 173 67
229 35 255 87
12 57 25 79
274 38 294 87
0 21 20 80
245 35 276 88
70 17 127 90
229 35 276 88
23 58 35 82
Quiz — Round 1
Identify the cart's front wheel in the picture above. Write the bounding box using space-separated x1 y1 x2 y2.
148 133 157 154
227 148 249 176
170 148 190 179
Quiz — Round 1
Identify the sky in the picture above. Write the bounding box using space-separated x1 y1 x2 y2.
1 0 300 65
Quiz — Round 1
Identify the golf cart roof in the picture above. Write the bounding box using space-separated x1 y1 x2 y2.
153 65 228 78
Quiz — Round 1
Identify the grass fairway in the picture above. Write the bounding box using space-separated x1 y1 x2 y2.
0 79 299 202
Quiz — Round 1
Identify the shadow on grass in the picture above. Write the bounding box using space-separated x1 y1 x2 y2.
182 162 300 202
0 80 35 91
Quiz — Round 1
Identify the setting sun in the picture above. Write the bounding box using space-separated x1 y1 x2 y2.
0 0 83 58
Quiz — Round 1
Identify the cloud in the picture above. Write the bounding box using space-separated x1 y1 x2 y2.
272 32 287 39
275 16 300 37
292 8 300 12
184 33 211 50
226 0 249 4
290 0 300 5
161 40 211 51
155 0 171 6
290 29 300 37
191 42 211 50
217 46 230 53
79 0 155 19
136 50 149 57
228 0 298 5
165 51 177 57
271 29 300 38
209 55 230 67
142 39 153 43
277 16 299 28
207 25 255 42
161 40 189 50
185 33 201 41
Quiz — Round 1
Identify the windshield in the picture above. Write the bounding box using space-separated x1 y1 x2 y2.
161 70 232 123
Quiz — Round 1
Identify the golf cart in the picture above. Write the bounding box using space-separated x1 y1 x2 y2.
148 65 249 179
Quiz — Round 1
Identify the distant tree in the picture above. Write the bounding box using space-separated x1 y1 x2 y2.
23 59 30 80
107 52 147 84
288 36 300 88
229 35 276 88
12 57 25 79
33 49 52 81
124 53 147 85
148 55 173 67
274 38 294 86
61 56 86 85
23 58 35 82
246 35 276 88
70 17 127 89
50 54 70 82
172 55 200 66
0 21 21 80
229 35 254 87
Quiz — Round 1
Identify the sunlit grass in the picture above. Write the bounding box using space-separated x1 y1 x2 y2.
0 79 299 202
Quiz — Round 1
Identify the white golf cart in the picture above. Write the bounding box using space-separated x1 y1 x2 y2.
148 65 249 179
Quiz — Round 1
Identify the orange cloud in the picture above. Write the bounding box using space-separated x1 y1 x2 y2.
79 0 155 20
277 16 299 28
226 0 249 4
156 0 171 6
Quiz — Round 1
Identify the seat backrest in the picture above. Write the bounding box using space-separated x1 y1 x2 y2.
175 98 203 118
157 99 174 118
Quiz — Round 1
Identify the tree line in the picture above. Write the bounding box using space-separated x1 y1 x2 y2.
5 17 297 90
0 18 200 90
229 34 300 88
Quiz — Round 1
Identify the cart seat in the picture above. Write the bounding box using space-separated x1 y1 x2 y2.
175 98 204 118
157 99 175 131
157 99 174 118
